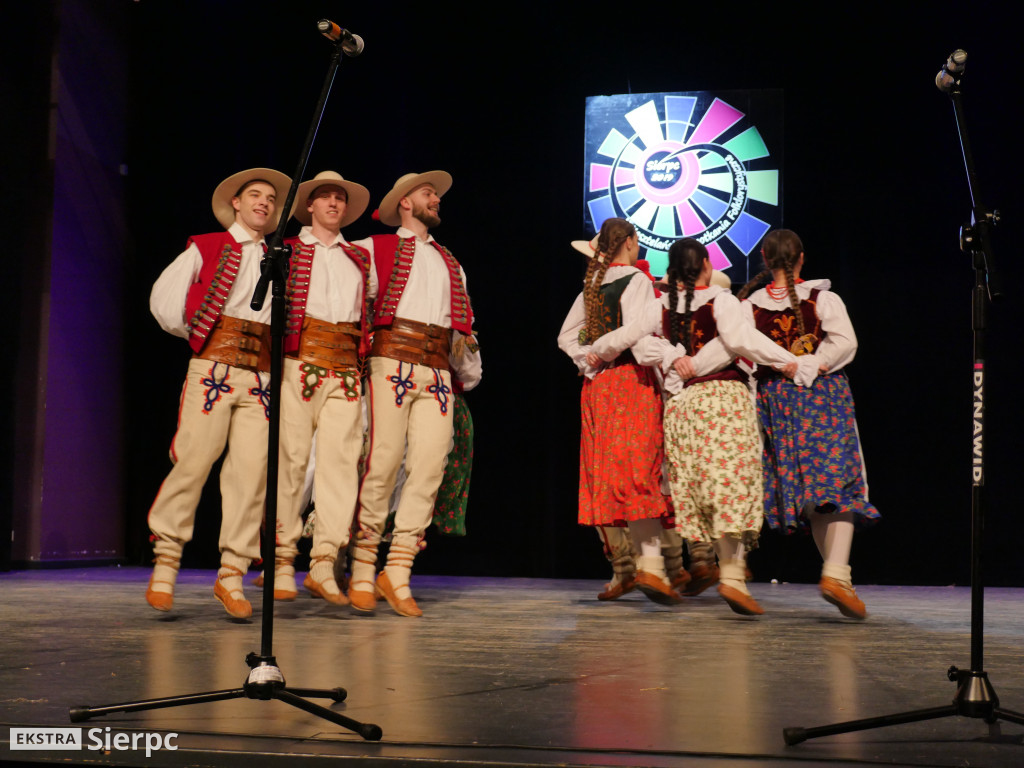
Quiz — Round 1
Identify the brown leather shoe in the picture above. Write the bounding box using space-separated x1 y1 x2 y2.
597 573 637 601
718 583 764 615
669 569 692 591
634 571 683 605
145 555 179 612
274 586 297 601
145 573 174 612
348 584 377 613
253 565 299 602
375 571 423 617
820 577 867 619
682 563 720 596
303 572 349 606
214 569 253 619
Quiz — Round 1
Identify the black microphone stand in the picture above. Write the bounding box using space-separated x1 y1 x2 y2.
69 23 382 742
783 51 1021 746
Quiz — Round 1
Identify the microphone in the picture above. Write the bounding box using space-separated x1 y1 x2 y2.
318 19 364 56
935 49 967 93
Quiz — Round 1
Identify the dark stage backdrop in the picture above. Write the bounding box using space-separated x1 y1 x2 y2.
13 1 1022 585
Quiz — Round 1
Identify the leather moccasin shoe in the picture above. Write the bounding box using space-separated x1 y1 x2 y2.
597 573 637 601
375 571 423 617
251 568 298 600
682 564 720 596
303 573 349 606
348 587 377 613
669 569 692 591
145 574 174 612
634 571 683 605
820 577 867 619
214 576 253 619
274 585 298 601
718 583 764 616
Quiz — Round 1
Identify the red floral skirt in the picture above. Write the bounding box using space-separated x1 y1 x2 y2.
578 362 669 526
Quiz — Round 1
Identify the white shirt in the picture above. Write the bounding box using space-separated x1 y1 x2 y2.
150 222 271 338
743 278 857 374
296 227 378 324
351 227 468 328
590 284 817 395
352 227 481 391
557 265 655 380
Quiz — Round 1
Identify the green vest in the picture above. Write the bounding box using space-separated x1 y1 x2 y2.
592 273 635 340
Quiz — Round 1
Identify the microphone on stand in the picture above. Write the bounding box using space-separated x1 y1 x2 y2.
318 19 365 56
935 49 967 93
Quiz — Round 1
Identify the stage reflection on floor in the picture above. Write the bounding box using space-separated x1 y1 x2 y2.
1 567 1023 767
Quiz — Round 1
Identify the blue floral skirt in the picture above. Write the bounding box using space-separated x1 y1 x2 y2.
757 373 880 532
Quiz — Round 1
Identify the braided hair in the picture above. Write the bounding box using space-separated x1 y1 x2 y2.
582 218 636 343
737 229 806 336
665 238 707 352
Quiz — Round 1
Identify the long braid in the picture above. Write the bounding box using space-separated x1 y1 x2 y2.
680 276 696 353
664 266 680 345
582 218 634 343
783 258 805 336
758 230 806 336
737 269 770 300
666 238 708 354
582 255 611 343
753 229 813 354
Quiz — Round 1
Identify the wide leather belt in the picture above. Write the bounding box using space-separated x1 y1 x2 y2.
196 315 271 372
371 317 451 370
289 317 361 373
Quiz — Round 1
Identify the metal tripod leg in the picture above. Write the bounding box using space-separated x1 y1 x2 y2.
69 661 381 741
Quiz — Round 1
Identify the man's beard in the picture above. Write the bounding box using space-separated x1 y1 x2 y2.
413 204 441 228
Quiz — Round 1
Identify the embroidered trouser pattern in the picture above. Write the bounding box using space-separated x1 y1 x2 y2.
357 356 453 552
148 357 269 571
276 357 363 559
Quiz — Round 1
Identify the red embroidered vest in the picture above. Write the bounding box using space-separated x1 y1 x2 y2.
184 232 246 354
283 236 372 355
370 234 473 334
751 289 822 352
663 301 745 387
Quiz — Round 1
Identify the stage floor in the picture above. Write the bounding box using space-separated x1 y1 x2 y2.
1 567 1023 767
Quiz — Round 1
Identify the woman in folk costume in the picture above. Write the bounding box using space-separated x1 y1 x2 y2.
592 238 815 615
738 229 879 619
557 217 680 605
564 236 689 601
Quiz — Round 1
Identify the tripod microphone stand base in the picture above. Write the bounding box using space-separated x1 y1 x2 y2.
783 667 1024 746
68 653 383 741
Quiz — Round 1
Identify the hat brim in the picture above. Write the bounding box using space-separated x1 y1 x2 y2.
571 239 596 258
212 168 292 233
377 171 452 227
291 177 370 229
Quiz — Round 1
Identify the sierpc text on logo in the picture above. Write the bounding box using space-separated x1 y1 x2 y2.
10 727 178 758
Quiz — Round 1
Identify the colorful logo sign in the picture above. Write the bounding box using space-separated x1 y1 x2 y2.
584 91 782 279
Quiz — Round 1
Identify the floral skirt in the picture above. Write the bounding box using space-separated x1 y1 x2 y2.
578 362 670 526
664 380 763 545
757 373 880 532
432 393 473 536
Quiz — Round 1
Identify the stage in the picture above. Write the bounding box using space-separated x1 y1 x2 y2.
1 567 1023 767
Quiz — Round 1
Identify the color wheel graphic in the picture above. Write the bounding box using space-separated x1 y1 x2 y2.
586 93 781 278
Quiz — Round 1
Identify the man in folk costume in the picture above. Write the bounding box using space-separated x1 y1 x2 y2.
147 167 291 618
269 171 374 605
350 171 481 617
